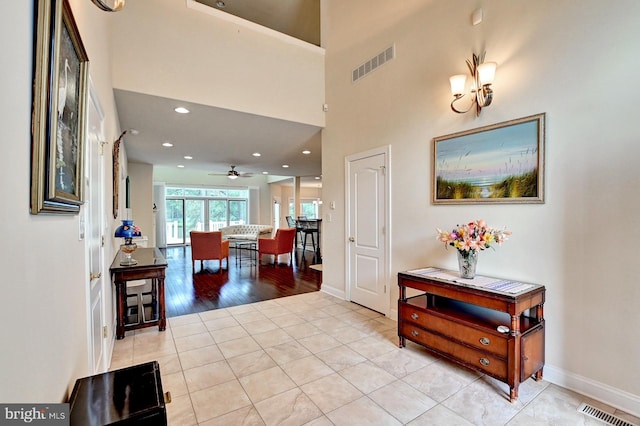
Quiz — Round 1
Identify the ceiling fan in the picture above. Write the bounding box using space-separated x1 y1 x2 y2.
209 165 253 180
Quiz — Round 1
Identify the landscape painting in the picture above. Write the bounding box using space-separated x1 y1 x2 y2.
433 113 545 204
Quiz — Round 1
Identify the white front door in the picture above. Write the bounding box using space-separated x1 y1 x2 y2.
87 84 107 373
346 147 389 314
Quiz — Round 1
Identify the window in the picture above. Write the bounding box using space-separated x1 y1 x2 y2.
289 198 320 219
165 186 249 245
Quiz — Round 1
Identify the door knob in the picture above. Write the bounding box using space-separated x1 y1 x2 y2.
348 237 355 242
90 272 102 280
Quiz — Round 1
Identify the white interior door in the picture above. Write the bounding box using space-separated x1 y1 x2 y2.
346 147 389 314
87 84 107 374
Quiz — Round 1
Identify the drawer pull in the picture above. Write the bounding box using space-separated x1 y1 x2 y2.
479 337 490 346
411 330 419 337
410 313 419 320
479 358 490 366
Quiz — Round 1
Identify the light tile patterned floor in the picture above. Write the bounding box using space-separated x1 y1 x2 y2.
110 292 639 426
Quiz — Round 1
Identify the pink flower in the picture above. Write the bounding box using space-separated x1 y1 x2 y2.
436 220 510 253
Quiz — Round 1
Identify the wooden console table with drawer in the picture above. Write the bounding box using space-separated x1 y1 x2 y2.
110 248 168 340
398 267 545 402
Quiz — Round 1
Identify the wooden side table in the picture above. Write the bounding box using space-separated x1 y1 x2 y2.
398 267 545 402
110 248 168 339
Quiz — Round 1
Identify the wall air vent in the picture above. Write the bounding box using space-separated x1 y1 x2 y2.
352 45 395 83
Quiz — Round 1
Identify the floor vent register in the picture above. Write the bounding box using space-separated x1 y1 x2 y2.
577 403 637 426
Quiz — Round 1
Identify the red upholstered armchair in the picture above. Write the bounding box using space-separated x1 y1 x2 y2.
190 231 229 273
258 228 296 266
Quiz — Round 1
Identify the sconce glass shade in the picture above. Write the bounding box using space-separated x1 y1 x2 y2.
449 74 467 96
450 52 496 116
477 62 497 86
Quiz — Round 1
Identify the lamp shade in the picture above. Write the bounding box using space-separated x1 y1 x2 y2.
449 74 467 96
477 62 497 86
114 219 135 238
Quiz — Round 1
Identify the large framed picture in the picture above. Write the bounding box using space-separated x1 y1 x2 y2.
433 113 545 204
31 0 89 214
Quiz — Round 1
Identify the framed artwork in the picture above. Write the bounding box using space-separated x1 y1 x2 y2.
112 131 127 219
31 0 89 214
433 113 545 204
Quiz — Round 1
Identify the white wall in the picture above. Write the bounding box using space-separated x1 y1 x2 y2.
0 1 121 402
110 0 325 127
322 0 640 415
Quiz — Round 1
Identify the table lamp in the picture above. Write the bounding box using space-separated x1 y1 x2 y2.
115 219 140 265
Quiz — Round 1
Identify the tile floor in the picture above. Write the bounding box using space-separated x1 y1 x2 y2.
110 292 639 426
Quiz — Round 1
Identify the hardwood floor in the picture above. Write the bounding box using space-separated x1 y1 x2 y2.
161 245 322 318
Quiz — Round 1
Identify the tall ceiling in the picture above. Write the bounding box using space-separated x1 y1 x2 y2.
114 0 323 183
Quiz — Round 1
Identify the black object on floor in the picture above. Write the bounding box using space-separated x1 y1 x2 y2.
68 361 167 426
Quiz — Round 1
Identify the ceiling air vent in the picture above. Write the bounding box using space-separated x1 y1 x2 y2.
577 403 638 426
352 45 395 83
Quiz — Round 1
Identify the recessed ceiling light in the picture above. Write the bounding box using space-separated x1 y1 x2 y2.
162 142 173 147
262 171 269 175
184 156 193 160
129 129 139 135
315 176 321 180
282 164 289 168
302 150 311 155
252 152 261 157
215 0 225 8
177 165 184 168
174 107 190 114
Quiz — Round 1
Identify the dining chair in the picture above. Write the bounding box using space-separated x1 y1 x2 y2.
286 215 303 247
298 218 318 253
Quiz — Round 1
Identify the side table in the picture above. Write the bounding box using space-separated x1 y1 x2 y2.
110 247 168 339
233 240 257 267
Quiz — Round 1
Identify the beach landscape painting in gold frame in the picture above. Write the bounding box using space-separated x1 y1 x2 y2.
433 113 545 204
31 0 89 214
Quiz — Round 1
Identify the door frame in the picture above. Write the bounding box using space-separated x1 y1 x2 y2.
85 79 109 374
344 145 391 315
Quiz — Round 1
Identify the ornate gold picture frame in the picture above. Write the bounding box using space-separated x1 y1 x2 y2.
31 0 89 214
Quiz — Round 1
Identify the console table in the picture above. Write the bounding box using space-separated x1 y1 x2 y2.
110 247 168 339
398 267 545 402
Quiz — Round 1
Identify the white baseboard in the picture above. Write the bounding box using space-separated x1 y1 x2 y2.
388 307 398 320
320 285 345 300
544 364 640 418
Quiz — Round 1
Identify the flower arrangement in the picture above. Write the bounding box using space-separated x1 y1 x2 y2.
436 219 511 253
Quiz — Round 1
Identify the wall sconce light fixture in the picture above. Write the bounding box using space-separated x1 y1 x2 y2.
449 52 496 116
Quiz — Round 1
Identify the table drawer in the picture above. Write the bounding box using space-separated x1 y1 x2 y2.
400 323 507 380
400 304 508 357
